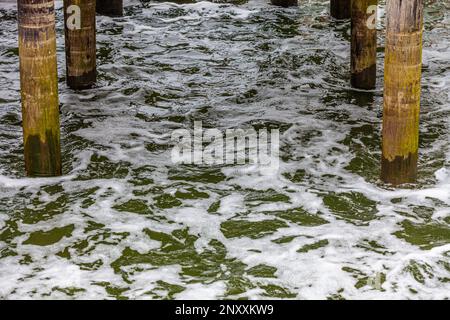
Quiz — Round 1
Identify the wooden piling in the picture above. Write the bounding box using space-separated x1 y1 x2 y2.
64 0 97 89
96 0 123 17
18 0 62 177
351 0 377 89
271 0 298 7
381 0 424 185
331 0 350 20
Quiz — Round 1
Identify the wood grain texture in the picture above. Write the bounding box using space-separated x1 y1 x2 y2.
381 0 424 185
271 0 298 7
331 0 350 19
64 0 97 89
351 0 377 89
96 0 122 17
18 0 62 177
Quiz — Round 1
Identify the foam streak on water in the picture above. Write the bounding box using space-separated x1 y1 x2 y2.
0 0 449 299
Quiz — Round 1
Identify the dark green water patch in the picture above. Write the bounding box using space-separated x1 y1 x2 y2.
0 219 24 244
78 259 104 271
19 186 100 224
404 260 434 284
0 247 17 259
145 142 171 154
0 0 448 300
75 154 130 180
271 235 299 244
175 186 210 200
168 166 227 184
92 282 130 300
144 280 186 299
19 254 33 265
111 229 254 295
322 192 378 226
80 187 102 209
297 239 329 253
23 224 75 246
327 288 346 300
128 165 155 186
355 239 393 256
244 189 290 205
283 169 306 184
247 264 277 278
113 199 153 215
52 286 86 297
221 219 288 239
342 267 386 290
19 194 70 225
207 200 221 214
341 124 380 181
259 284 297 298
154 194 183 209
393 220 450 250
57 230 129 260
268 207 329 226
409 205 435 222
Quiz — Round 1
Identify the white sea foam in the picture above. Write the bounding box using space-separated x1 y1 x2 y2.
0 0 448 299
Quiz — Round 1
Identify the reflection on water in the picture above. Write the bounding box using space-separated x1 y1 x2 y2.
0 0 449 299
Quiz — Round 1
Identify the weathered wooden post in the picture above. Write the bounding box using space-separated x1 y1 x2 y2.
271 0 298 7
381 0 424 185
64 0 97 89
351 0 377 89
18 0 62 177
96 0 123 17
331 0 350 19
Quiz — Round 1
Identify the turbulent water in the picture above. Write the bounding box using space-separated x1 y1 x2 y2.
0 0 449 299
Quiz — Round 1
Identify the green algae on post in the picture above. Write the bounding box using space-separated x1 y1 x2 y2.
18 0 62 177
381 0 424 185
